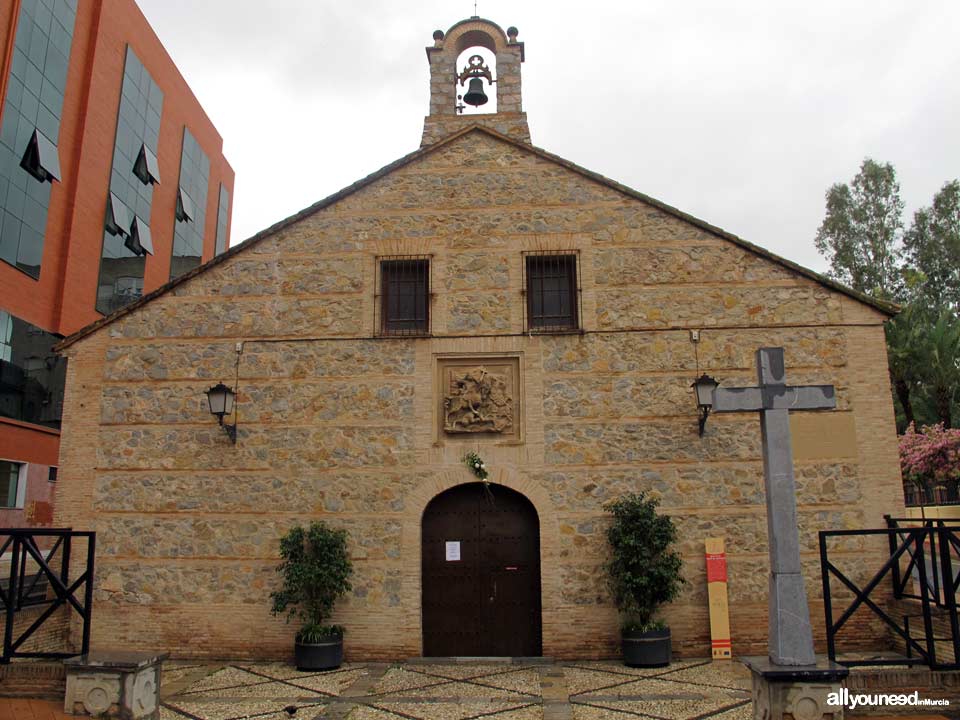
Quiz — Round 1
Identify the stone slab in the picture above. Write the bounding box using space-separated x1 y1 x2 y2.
740 656 849 682
64 651 166 719
64 651 168 671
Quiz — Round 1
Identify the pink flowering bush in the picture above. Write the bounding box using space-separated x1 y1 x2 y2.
899 423 960 493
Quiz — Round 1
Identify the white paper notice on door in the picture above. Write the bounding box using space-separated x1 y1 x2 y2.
445 541 461 562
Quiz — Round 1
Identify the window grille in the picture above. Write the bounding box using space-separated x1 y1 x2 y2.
522 251 581 332
375 255 432 336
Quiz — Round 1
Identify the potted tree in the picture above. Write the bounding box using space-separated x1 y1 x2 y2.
270 521 353 670
605 492 684 667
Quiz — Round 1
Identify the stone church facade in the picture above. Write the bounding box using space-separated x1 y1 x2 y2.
54 19 903 660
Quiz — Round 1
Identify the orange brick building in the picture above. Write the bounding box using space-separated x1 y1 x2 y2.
0 0 234 527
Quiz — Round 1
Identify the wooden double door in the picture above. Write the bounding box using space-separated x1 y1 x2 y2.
422 483 542 657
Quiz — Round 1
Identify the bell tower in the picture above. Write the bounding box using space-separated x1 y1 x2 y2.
421 18 530 147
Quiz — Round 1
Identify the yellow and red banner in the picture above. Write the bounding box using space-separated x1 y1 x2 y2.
705 537 732 659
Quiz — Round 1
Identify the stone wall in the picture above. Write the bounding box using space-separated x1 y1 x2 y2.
55 129 904 661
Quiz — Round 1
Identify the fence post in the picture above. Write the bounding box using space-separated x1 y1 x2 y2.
915 529 938 666
936 521 960 666
819 531 836 662
81 533 95 656
925 519 942 606
61 533 72 590
886 516 902 597
3 535 21 664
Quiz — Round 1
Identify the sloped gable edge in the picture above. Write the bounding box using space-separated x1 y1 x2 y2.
56 124 896 352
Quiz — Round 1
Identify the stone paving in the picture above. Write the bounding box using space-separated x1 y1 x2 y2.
159 659 753 720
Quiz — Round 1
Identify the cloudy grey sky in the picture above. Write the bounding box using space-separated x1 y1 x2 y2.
137 0 960 274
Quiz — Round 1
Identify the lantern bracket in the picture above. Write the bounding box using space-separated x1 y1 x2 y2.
204 343 243 445
220 418 237 444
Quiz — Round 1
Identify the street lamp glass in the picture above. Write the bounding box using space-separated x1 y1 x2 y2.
693 374 719 409
205 382 236 419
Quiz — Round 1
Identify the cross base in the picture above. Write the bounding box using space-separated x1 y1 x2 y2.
741 656 849 720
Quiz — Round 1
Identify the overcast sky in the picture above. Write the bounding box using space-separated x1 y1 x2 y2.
137 0 960 274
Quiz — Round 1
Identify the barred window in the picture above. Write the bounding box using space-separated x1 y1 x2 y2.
525 253 579 331
378 257 430 335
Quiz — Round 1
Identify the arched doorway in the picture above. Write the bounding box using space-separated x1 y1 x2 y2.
421 482 542 656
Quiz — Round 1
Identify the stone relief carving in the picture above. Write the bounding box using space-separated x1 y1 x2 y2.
443 366 513 433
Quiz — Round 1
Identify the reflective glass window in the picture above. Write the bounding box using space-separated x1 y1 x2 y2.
170 128 209 278
0 461 22 508
0 308 66 429
214 183 229 255
0 0 77 278
95 46 163 315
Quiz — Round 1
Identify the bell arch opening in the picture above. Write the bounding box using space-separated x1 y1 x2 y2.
454 47 497 115
421 482 542 656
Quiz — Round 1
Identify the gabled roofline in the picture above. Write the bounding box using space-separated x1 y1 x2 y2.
56 124 896 351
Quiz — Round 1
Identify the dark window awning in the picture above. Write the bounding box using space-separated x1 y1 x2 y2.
105 193 131 237
133 143 161 185
20 129 61 183
125 216 154 256
176 187 194 222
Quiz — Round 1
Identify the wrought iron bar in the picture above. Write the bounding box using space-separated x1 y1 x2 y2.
821 522 960 670
82 533 95 656
819 531 836 662
0 529 95 663
936 523 960 665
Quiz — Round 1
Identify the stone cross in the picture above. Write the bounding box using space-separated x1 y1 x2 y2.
711 347 836 666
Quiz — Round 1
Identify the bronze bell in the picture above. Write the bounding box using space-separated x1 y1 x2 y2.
463 78 488 106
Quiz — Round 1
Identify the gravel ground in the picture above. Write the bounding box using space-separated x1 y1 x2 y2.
180 666 267 694
656 661 751 691
566 660 707 679
161 663 206 686
353 700 543 720
162 698 326 720
161 659 752 720
373 665 540 698
571 699 752 720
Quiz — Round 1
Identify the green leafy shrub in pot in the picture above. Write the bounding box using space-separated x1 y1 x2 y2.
605 492 684 665
271 521 353 668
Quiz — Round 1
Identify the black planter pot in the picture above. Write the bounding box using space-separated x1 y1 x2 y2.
295 636 343 671
622 627 671 667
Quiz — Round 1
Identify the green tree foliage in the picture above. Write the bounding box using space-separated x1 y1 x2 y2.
904 180 960 310
814 158 904 301
815 161 960 432
885 304 923 429
271 521 353 641
923 311 960 429
605 493 684 632
886 307 960 431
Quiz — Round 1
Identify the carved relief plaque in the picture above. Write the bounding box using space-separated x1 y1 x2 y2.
444 366 513 433
435 356 522 443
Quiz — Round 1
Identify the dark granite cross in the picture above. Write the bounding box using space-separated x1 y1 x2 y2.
711 347 836 666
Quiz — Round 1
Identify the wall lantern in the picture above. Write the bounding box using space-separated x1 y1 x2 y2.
205 382 237 443
692 374 719 436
